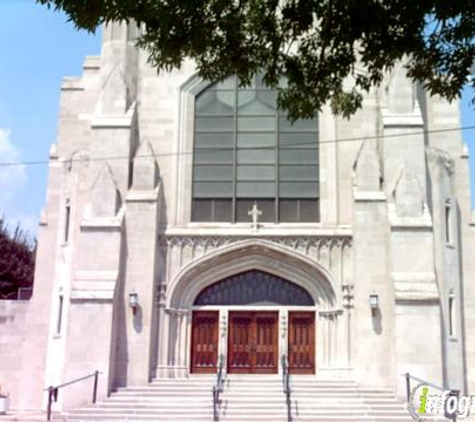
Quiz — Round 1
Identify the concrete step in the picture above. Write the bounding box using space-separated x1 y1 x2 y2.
61 375 423 422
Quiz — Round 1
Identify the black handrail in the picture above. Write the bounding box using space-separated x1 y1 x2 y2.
44 370 100 421
282 355 292 422
213 355 225 422
403 373 459 422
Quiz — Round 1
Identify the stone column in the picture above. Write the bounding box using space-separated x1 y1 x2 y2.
156 304 170 377
279 310 288 376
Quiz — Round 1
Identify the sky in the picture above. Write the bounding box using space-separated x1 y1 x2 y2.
0 1 101 234
0 1 474 236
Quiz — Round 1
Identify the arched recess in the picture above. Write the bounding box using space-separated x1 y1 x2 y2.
194 270 315 306
167 239 339 309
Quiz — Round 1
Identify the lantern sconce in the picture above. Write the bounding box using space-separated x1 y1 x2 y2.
369 293 379 316
129 292 139 316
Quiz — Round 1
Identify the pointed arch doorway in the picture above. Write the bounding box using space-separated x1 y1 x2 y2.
190 270 316 375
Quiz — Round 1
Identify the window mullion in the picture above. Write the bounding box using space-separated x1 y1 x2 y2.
275 107 279 224
232 76 238 224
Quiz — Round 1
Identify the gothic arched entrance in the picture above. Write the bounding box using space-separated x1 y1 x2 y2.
190 270 316 375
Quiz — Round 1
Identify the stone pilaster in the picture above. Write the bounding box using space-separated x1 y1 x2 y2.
351 139 394 388
116 144 161 385
62 163 125 409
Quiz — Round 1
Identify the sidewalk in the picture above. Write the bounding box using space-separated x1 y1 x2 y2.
0 410 47 422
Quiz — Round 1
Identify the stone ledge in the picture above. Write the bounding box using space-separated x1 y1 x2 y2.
71 271 119 301
388 207 433 229
61 77 84 91
81 208 125 231
382 112 424 127
126 188 159 203
91 102 136 129
83 55 101 70
164 225 353 237
392 272 439 301
353 191 386 202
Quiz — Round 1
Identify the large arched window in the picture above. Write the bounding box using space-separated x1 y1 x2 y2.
192 73 319 223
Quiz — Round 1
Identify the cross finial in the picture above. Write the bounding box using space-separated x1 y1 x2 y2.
248 204 262 232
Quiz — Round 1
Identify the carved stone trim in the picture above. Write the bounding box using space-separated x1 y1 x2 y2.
159 235 352 253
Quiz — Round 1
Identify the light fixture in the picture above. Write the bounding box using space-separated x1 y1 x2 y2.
129 292 139 315
369 293 379 316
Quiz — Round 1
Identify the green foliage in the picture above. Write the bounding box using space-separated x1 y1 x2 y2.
0 216 36 300
37 0 475 119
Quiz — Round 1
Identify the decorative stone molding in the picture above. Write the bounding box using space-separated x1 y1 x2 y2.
66 149 90 171
162 236 352 310
159 234 352 254
387 166 432 227
426 147 455 176
90 163 122 218
352 139 381 191
342 284 354 310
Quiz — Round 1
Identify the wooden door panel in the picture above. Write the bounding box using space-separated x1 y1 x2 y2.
288 312 315 374
254 313 278 373
228 311 278 374
191 311 219 373
228 313 253 373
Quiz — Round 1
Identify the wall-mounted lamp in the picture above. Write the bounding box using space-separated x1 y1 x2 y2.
369 293 379 316
129 292 139 315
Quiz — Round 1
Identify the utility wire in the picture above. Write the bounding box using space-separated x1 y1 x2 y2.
0 124 474 168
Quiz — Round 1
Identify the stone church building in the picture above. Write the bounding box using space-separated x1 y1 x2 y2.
1 21 475 418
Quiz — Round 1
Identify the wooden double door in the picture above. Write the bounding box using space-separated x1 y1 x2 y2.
227 311 279 374
191 310 315 374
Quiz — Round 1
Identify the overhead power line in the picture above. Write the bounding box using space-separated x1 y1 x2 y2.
0 124 474 168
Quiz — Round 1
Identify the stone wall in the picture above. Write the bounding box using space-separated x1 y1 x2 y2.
0 300 29 408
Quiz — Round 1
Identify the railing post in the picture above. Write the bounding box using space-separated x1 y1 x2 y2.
92 370 99 404
46 386 53 421
405 373 411 403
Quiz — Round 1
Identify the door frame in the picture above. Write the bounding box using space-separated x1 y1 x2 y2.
190 306 318 375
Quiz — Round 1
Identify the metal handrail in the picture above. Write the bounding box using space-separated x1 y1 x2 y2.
43 370 100 421
403 373 460 422
213 355 225 421
403 372 444 402
282 355 292 422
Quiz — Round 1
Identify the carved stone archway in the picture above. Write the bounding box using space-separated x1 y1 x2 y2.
156 239 346 378
167 239 339 310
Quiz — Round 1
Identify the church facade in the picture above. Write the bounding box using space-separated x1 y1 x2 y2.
2 22 475 412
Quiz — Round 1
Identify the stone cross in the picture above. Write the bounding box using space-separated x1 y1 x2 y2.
248 204 262 232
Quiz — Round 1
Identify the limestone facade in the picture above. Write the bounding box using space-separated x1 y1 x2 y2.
1 21 475 412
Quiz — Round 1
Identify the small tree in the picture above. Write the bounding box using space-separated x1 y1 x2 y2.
0 216 36 300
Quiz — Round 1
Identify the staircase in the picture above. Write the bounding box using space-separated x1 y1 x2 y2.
221 376 414 422
59 375 436 422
